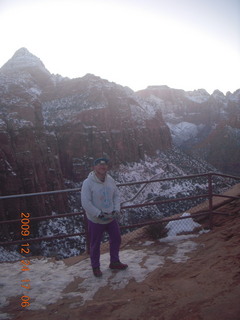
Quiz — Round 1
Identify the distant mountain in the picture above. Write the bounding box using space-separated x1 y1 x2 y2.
137 86 240 176
0 48 239 224
1 47 49 74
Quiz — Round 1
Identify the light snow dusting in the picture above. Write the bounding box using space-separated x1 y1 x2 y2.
1 48 49 76
184 89 210 103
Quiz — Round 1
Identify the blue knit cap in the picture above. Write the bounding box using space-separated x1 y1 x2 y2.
93 157 109 166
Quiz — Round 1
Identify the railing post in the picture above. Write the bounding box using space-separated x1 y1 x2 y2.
208 173 213 229
84 211 90 254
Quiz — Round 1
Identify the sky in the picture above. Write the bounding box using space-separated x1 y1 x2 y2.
0 0 239 94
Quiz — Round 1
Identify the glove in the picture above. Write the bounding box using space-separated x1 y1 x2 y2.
98 211 112 222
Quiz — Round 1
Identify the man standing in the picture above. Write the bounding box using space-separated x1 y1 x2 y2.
81 157 128 277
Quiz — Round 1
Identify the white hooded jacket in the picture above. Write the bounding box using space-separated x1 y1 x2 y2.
81 171 120 224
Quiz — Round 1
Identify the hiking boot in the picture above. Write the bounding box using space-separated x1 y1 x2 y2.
92 267 102 277
109 261 128 270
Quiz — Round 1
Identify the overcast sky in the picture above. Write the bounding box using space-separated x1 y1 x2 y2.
0 0 239 94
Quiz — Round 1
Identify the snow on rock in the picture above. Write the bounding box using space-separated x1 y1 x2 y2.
1 245 196 313
1 218 203 317
167 121 204 146
184 89 210 103
28 87 42 96
165 212 202 237
9 118 34 129
166 240 198 263
0 119 7 131
228 89 240 102
0 48 50 76
131 95 160 121
0 247 22 262
211 89 227 102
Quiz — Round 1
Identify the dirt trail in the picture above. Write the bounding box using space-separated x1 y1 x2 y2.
3 194 240 320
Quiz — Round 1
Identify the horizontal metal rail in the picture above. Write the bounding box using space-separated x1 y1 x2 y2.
121 194 210 210
0 188 81 200
0 172 239 200
0 172 239 248
212 193 240 200
119 211 211 230
0 172 226 200
117 172 210 187
0 211 85 225
0 232 86 246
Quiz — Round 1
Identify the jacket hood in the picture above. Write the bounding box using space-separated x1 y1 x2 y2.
88 171 109 184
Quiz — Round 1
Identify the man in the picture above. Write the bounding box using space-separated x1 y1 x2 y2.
81 157 128 277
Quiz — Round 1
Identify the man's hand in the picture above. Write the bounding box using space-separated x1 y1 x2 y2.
98 212 112 221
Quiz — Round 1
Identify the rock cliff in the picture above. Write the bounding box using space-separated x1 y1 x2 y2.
0 48 171 225
43 74 171 181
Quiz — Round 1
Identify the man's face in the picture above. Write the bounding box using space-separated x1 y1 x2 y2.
94 163 108 176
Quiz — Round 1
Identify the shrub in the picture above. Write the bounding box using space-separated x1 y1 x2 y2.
145 222 168 240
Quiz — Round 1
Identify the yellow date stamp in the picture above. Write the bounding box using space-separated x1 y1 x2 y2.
20 212 31 308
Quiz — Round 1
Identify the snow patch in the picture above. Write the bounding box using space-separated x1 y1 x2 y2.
167 121 204 146
165 212 202 237
0 119 7 130
28 87 42 96
1 236 199 313
0 247 22 262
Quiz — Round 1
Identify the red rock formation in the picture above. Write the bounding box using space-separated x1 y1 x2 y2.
0 49 172 229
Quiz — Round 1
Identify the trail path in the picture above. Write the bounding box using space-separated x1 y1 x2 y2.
1 191 240 320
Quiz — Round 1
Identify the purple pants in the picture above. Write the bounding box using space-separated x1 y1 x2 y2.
88 219 121 268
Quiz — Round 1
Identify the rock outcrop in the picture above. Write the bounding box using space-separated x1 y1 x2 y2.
43 74 172 181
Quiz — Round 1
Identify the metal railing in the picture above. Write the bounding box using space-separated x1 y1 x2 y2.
0 172 239 253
